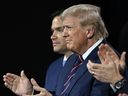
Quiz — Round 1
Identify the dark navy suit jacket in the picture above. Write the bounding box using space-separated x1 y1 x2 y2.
44 56 63 92
45 40 128 96
44 54 78 94
118 79 128 94
55 40 114 96
117 70 128 94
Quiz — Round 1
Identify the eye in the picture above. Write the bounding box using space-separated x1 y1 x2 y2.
63 25 75 31
65 25 73 29
56 27 63 32
51 27 63 33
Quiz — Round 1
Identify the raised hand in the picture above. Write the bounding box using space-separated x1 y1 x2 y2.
3 70 33 95
87 44 126 85
23 78 52 96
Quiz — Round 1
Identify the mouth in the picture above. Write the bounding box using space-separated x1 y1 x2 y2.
53 43 58 46
52 41 60 46
65 39 71 44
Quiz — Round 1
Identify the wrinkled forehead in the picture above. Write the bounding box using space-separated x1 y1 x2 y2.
62 16 80 26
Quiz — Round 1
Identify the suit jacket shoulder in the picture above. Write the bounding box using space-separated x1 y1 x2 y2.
60 40 115 96
44 56 63 91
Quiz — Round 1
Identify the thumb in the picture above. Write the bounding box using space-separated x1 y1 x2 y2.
31 78 46 92
120 52 126 72
33 85 47 93
21 70 28 79
31 78 39 86
87 60 91 69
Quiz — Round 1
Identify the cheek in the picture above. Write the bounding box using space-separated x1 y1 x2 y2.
75 34 86 48
73 32 85 41
60 38 66 44
69 31 79 39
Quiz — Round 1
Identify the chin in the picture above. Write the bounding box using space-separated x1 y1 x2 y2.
67 46 72 51
53 48 60 52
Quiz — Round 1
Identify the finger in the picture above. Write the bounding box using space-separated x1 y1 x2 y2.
31 78 39 86
3 78 12 89
3 75 13 83
3 73 19 82
105 44 119 60
39 88 52 96
98 51 105 64
87 60 101 75
106 51 119 73
120 52 126 69
87 60 100 69
11 78 20 93
118 93 122 96
4 81 12 89
98 43 106 53
106 51 115 65
118 93 128 96
92 74 101 80
87 60 93 74
122 93 128 96
98 44 106 61
21 70 28 79
3 74 18 89
33 86 47 93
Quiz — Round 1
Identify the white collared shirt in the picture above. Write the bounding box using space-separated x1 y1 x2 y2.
82 37 103 60
63 56 68 67
81 38 117 92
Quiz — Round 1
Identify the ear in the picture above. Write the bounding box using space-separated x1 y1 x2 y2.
86 26 95 39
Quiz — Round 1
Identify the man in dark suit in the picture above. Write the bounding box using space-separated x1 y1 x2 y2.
44 13 75 93
4 4 126 96
3 11 75 95
56 4 118 96
87 44 128 95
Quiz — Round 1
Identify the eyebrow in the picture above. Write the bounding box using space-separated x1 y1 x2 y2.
52 27 63 32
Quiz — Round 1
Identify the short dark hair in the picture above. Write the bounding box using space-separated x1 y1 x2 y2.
50 9 64 19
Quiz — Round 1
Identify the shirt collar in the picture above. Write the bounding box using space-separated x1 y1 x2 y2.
82 37 103 60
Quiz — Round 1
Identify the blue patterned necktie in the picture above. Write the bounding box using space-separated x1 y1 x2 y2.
60 55 83 95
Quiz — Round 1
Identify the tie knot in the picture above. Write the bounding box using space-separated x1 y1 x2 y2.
78 55 84 63
73 55 83 66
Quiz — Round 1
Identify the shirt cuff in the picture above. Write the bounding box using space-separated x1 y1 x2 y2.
110 84 117 93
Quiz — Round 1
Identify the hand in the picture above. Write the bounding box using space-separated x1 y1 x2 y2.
118 93 128 96
22 78 52 96
3 70 33 95
87 44 126 85
98 44 126 73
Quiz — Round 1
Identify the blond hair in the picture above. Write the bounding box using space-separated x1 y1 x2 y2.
61 4 109 40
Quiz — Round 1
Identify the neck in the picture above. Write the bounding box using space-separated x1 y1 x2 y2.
78 39 97 55
64 51 73 58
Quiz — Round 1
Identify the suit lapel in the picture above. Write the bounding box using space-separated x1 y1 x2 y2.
56 54 78 95
65 58 88 94
65 40 106 95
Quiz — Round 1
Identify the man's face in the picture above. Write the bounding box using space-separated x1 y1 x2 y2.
51 16 67 54
62 16 88 54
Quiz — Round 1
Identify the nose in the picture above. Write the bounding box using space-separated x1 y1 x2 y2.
51 31 57 40
62 27 68 38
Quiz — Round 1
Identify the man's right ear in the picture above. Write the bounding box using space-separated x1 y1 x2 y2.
86 28 95 39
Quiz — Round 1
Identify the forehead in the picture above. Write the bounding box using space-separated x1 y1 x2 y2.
52 17 63 29
63 16 80 25
52 16 62 24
